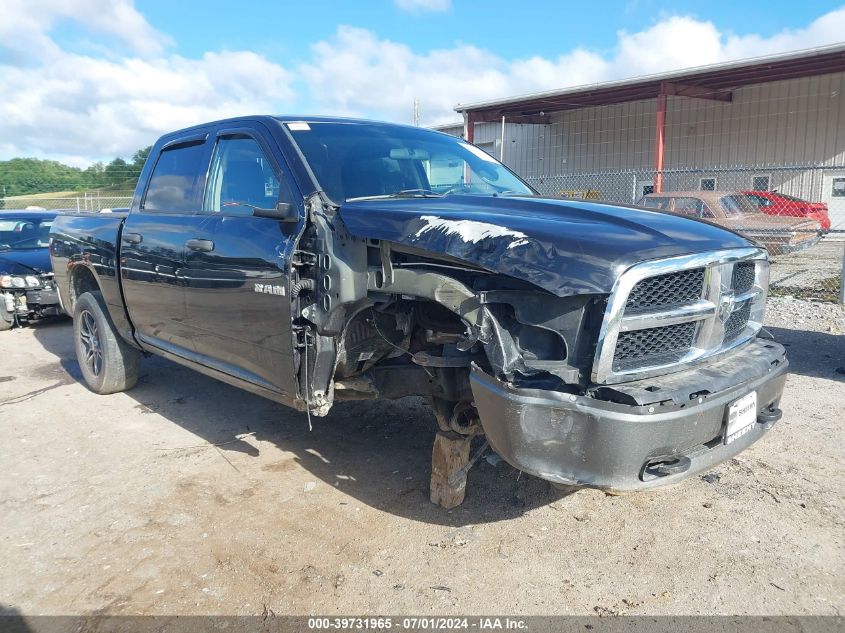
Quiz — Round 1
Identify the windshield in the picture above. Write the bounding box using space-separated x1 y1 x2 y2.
282 121 535 203
0 217 54 251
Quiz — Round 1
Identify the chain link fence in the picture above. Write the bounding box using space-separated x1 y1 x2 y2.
2 166 843 302
527 165 845 303
0 193 133 212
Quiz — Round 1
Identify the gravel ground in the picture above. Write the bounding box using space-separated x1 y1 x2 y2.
768 239 844 300
0 299 843 617
766 295 845 333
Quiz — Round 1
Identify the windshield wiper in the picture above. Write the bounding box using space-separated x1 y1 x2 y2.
396 189 444 197
347 189 445 202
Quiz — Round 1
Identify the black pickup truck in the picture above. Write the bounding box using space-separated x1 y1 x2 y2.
50 116 788 505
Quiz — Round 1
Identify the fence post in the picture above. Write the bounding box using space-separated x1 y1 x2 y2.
840 241 845 305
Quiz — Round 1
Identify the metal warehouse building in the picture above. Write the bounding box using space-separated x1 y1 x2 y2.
437 44 845 230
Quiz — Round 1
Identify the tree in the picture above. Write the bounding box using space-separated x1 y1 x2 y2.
0 145 152 197
132 146 151 167
104 158 128 187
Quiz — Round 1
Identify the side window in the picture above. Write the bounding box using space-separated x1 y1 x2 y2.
205 135 284 215
640 197 669 210
673 197 714 219
674 197 700 216
144 141 206 212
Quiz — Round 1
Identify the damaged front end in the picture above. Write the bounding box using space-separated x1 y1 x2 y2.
1 272 61 330
289 193 787 494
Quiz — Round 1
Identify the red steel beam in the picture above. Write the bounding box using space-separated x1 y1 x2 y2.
654 84 667 193
470 112 552 124
465 112 476 144
460 49 845 119
662 81 732 101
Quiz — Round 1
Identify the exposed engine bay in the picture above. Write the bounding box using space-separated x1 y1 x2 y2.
288 194 607 436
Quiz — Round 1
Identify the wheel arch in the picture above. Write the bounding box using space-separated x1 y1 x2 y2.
67 262 139 349
67 264 100 310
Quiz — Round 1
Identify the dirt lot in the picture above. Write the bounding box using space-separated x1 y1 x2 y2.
1 301 843 616
769 239 844 301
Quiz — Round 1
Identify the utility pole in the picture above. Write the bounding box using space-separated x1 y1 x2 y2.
413 98 420 126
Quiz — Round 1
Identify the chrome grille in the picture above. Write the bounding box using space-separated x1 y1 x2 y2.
613 322 697 372
592 248 769 384
724 300 752 342
732 262 755 294
625 268 704 311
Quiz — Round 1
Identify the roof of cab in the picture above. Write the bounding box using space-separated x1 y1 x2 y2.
157 115 449 142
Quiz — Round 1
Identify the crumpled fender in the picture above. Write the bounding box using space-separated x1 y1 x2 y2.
339 195 753 297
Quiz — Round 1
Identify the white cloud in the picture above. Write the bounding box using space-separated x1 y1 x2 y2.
301 9 845 127
2 3 845 164
0 0 295 163
723 7 845 59
0 0 170 59
0 51 294 160
394 0 452 12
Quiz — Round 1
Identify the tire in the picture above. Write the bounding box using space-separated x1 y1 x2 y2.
73 290 141 394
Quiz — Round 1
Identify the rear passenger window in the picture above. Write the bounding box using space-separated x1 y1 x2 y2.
143 141 207 212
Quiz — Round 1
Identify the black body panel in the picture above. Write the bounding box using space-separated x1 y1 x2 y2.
339 195 752 297
182 213 299 396
121 212 207 353
49 213 134 341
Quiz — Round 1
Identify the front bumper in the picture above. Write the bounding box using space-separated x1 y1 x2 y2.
25 285 60 310
781 235 822 254
471 338 788 492
2 286 61 318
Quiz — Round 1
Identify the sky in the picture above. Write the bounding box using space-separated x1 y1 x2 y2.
1 0 844 166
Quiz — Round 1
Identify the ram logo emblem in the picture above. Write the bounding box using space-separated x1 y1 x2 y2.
254 283 286 296
718 290 736 323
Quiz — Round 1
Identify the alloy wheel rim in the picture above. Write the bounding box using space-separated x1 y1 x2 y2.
79 310 103 376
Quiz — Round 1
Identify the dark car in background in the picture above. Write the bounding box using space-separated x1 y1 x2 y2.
0 210 62 330
742 190 832 231
637 191 823 255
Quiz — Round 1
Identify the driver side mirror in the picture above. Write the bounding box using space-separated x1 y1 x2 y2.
252 202 298 223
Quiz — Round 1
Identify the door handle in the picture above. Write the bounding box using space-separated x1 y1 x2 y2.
186 239 214 252
122 232 143 244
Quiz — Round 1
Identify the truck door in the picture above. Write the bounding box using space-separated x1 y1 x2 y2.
120 133 212 354
180 126 301 397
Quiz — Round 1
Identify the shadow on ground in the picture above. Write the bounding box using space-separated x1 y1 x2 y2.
30 320 569 526
0 604 32 633
764 326 845 382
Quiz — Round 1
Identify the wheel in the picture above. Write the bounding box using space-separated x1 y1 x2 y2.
73 291 141 394
0 300 14 331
